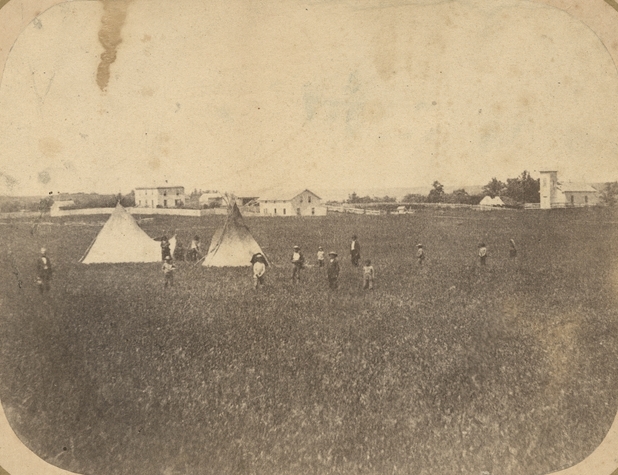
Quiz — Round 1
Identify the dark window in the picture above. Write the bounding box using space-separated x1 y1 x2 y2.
308 195 312 203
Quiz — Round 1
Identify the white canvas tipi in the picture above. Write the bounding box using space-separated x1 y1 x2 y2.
202 203 267 267
80 203 161 263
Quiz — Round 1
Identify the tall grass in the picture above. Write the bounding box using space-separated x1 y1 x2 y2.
1 208 618 475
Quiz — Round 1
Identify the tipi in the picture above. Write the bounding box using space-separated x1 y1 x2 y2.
80 203 161 263
202 203 267 267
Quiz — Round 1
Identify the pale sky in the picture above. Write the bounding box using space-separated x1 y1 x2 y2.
1 0 618 196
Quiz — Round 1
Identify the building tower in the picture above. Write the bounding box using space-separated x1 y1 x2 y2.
539 170 558 209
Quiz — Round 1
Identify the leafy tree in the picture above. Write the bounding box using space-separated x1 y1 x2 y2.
347 192 359 203
427 181 445 203
482 178 505 198
599 182 618 206
503 171 540 203
449 188 469 204
402 193 426 203
38 197 53 214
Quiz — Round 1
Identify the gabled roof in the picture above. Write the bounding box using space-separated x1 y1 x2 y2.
257 188 321 202
557 182 598 193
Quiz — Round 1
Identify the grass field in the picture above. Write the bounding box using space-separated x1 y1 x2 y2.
1 208 618 475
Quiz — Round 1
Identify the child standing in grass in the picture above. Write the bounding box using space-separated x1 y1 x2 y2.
327 251 340 290
250 252 268 289
478 243 487 266
362 259 375 290
317 246 325 268
416 244 425 267
162 255 176 288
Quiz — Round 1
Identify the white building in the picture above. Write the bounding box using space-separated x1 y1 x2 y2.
539 171 599 209
134 186 185 208
258 189 327 216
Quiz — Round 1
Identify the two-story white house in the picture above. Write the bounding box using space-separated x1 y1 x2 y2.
134 186 185 208
258 189 327 216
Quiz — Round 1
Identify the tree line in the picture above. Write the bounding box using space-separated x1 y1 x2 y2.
346 171 542 206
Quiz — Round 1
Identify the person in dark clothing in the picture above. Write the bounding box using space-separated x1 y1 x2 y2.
160 237 171 261
188 235 201 262
509 239 517 258
36 247 52 294
173 240 185 261
327 251 340 290
350 235 361 267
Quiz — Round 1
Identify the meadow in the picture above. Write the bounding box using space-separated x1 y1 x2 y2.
1 208 618 475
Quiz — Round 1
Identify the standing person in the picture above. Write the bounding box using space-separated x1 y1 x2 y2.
291 245 305 283
160 236 171 261
362 259 375 290
189 235 201 262
350 235 361 267
162 255 175 288
36 247 52 294
173 240 185 261
509 239 517 258
327 251 340 290
479 243 487 266
250 252 268 289
416 244 425 267
317 246 325 268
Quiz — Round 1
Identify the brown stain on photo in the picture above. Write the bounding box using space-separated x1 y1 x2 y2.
97 0 134 92
38 136 63 157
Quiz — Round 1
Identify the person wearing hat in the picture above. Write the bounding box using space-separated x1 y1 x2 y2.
416 244 425 267
291 245 305 283
250 252 268 289
478 242 487 266
36 247 52 294
350 235 361 267
162 255 176 288
327 251 340 290
316 246 325 268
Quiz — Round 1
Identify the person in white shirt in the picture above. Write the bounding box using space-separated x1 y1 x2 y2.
250 253 268 289
317 247 325 268
478 243 487 266
291 245 305 283
350 235 361 267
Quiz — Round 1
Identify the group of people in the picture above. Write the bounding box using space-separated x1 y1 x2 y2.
160 235 204 288
35 233 519 294
249 235 375 292
159 235 203 263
